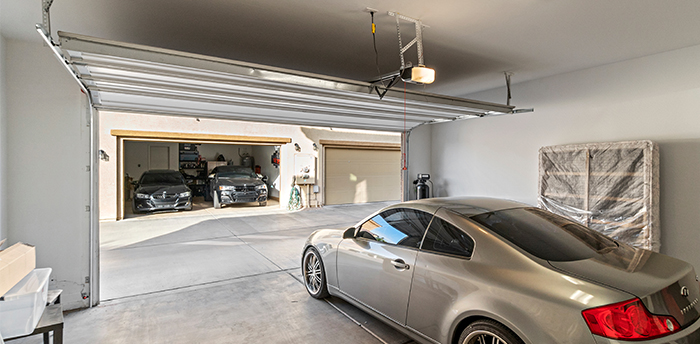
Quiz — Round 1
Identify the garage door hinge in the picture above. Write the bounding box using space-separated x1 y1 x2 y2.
85 206 90 212
86 165 90 172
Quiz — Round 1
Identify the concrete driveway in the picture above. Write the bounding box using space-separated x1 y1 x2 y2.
13 201 415 344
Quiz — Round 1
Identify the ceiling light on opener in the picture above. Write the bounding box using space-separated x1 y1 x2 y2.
401 65 435 84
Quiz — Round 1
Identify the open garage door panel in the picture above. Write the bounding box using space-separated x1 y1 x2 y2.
325 148 401 205
53 31 514 132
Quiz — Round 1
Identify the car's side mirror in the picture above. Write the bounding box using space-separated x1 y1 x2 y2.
131 181 138 187
343 227 356 239
208 174 215 179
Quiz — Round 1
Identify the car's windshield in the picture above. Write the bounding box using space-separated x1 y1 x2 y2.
140 172 184 185
217 171 257 179
468 207 618 262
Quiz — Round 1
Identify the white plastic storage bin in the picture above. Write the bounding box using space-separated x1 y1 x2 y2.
0 268 51 338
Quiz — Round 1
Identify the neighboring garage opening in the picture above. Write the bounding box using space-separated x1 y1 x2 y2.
123 141 282 217
112 130 291 220
321 140 401 205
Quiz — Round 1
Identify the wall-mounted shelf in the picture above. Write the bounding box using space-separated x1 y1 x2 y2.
178 143 206 196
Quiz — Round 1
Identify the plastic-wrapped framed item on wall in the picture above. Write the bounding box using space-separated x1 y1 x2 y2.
538 140 660 252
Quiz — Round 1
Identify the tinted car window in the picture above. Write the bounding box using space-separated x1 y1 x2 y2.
218 171 257 178
140 172 185 185
422 216 475 258
469 207 618 262
357 208 433 248
213 167 257 179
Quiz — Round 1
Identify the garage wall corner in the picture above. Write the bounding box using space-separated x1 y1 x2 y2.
431 43 700 271
6 38 91 310
0 32 7 248
407 124 432 200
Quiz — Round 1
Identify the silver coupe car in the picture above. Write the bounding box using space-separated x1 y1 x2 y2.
302 197 700 344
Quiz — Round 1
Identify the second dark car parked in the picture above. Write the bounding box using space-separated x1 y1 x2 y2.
132 169 193 213
205 165 268 208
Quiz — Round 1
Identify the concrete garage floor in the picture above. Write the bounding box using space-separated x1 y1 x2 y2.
13 201 416 344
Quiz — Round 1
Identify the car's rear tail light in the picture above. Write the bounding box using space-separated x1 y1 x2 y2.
582 298 680 340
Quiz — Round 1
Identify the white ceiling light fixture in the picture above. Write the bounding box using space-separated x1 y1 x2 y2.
403 65 435 84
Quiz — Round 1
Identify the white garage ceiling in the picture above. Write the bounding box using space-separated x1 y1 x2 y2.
3 0 700 97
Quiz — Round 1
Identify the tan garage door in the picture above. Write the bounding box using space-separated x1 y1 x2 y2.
325 148 401 205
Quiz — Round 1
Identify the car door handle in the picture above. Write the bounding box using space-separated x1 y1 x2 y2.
391 259 410 270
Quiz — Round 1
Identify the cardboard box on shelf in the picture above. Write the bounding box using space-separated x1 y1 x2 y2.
0 242 36 297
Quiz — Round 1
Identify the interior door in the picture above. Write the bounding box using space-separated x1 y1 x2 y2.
149 145 170 170
336 208 433 324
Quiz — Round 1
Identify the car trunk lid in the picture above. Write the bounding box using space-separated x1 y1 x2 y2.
549 244 700 327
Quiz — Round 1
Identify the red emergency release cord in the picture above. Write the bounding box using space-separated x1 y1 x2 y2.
403 81 407 171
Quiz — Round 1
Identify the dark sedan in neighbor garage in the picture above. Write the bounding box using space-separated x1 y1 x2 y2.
206 165 267 208
302 197 700 344
132 169 192 213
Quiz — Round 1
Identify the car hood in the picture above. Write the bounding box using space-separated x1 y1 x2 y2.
217 177 263 186
136 184 190 195
549 244 700 326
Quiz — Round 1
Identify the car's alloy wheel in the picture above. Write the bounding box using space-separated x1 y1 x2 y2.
213 191 221 209
459 320 523 344
302 248 329 299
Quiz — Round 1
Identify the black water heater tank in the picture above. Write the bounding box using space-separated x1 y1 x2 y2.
415 174 430 200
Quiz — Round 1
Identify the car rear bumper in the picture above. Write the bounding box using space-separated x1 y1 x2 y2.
219 190 267 204
593 315 700 343
133 196 192 212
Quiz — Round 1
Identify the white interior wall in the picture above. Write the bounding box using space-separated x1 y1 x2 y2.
124 141 179 179
251 145 280 198
5 38 90 310
197 144 252 164
0 32 7 248
123 141 259 181
430 43 700 271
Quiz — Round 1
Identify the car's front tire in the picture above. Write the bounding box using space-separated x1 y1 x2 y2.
458 320 523 344
213 192 221 209
302 247 329 299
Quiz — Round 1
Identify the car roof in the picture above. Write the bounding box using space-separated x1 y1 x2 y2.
214 165 251 171
386 197 529 216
